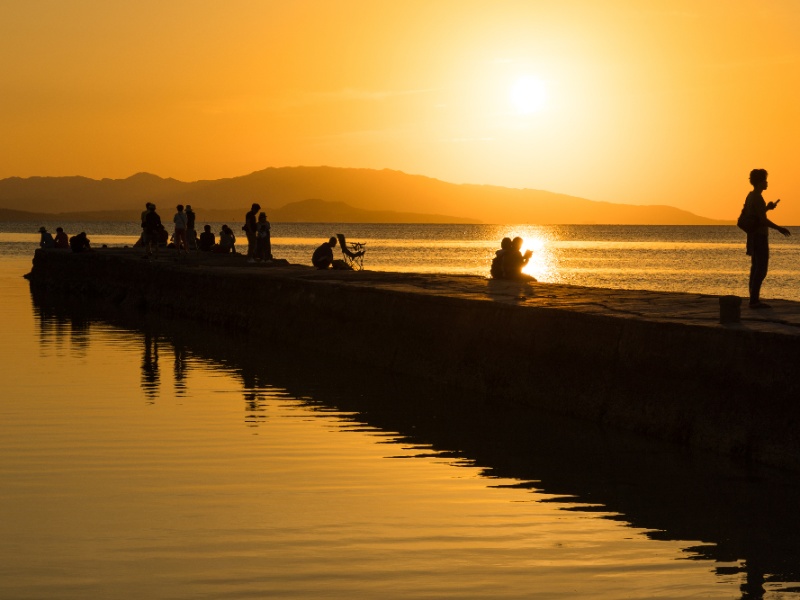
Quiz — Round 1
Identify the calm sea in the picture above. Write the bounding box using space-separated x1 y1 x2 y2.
3 222 800 300
2 223 800 599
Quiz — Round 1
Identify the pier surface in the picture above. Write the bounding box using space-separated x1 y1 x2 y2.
27 248 800 470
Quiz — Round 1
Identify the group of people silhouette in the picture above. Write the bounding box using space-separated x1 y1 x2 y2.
139 201 348 270
36 167 791 306
39 226 90 252
136 202 271 260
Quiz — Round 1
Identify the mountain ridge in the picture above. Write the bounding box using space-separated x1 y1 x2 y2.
0 166 729 225
0 198 477 224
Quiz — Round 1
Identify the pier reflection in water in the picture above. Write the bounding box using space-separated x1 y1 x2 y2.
6 285 800 599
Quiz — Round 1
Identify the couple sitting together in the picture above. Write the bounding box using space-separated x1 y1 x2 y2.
491 237 536 281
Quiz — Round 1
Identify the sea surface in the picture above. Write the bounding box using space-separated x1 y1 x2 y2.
2 223 800 599
4 222 800 300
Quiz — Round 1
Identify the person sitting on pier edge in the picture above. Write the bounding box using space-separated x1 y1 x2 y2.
38 226 55 249
502 237 535 281
198 224 215 251
312 236 337 269
69 231 91 253
490 237 512 279
54 227 69 249
244 202 260 262
256 212 272 261
157 223 169 248
214 224 236 253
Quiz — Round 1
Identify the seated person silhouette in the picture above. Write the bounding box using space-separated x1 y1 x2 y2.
69 231 91 253
490 237 512 279
312 236 337 269
54 227 69 249
502 237 535 280
39 226 55 248
214 225 236 253
198 225 216 251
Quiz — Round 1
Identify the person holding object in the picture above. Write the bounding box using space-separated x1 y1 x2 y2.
743 168 790 309
502 237 536 281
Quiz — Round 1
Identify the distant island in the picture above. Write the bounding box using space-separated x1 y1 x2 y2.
0 166 729 225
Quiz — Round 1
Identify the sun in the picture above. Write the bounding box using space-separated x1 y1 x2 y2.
509 75 547 115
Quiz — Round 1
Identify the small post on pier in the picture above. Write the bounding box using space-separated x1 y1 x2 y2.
719 295 741 324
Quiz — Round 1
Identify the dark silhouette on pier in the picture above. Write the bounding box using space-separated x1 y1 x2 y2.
740 169 791 309
311 236 337 269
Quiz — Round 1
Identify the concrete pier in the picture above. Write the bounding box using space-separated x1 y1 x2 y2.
26 248 800 470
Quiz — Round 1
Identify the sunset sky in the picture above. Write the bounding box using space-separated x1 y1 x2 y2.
2 1 800 222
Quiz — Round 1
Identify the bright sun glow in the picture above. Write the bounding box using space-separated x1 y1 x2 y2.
509 76 547 115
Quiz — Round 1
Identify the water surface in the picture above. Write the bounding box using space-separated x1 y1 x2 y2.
5 222 800 300
2 237 800 598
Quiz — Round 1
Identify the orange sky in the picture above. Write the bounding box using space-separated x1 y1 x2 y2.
2 1 800 222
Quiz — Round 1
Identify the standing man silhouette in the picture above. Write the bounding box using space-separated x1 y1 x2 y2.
244 202 260 263
743 169 790 309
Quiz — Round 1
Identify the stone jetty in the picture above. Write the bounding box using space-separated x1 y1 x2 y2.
26 248 800 470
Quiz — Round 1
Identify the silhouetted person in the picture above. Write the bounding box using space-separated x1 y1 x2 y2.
157 224 169 247
244 202 261 262
743 169 790 309
140 202 152 228
490 237 512 279
38 226 55 248
198 224 215 251
54 227 69 249
173 204 188 255
502 237 535 280
142 203 161 257
185 204 197 250
69 231 91 253
256 212 272 261
214 224 236 253
312 236 337 269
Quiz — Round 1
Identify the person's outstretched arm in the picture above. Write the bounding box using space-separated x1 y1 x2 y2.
766 219 791 236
